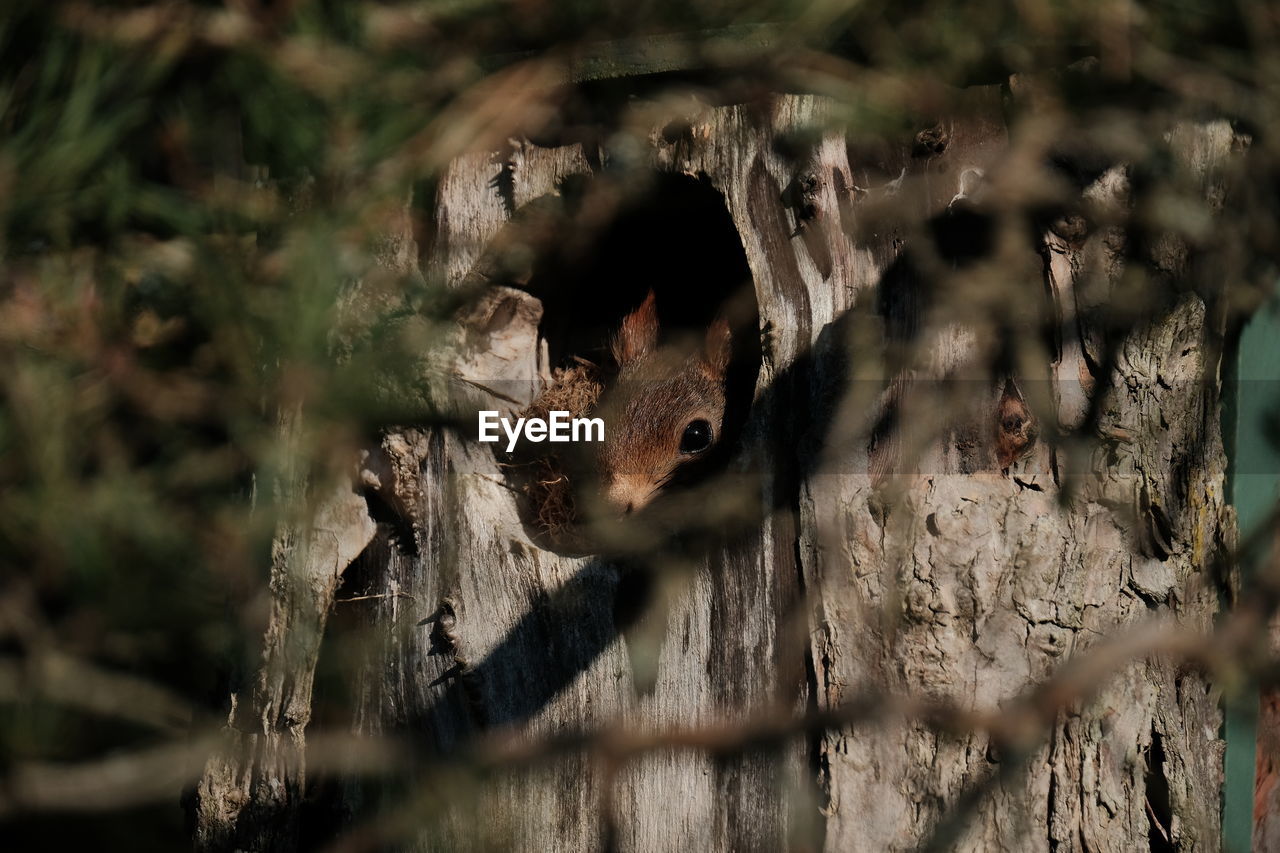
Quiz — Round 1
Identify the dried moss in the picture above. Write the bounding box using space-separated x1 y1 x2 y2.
511 358 604 546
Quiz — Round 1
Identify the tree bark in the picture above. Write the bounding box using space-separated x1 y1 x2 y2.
200 90 1239 851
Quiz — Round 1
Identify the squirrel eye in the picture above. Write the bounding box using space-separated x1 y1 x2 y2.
679 419 714 454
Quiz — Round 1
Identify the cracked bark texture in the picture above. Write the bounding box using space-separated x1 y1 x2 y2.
231 92 1234 851
194 473 379 852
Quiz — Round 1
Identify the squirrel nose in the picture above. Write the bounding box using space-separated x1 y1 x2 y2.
603 474 652 516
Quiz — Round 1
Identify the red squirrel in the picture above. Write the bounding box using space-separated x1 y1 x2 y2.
593 290 732 516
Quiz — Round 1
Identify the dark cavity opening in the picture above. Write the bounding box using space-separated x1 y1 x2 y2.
1145 728 1176 853
524 172 758 371
502 171 761 550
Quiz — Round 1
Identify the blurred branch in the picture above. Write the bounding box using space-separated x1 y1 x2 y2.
0 652 196 734
0 731 405 818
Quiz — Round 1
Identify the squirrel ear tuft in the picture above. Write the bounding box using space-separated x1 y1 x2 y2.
612 290 659 365
701 315 732 380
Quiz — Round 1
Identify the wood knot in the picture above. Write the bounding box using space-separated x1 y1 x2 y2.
425 596 462 655
913 123 950 157
660 118 692 145
995 388 1038 470
1049 213 1089 246
785 172 823 226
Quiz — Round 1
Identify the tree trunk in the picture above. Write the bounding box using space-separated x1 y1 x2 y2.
198 90 1238 851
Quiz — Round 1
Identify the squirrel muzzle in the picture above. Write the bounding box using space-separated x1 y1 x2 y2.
601 472 656 516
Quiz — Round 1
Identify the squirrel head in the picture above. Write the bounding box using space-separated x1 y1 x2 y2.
594 290 732 516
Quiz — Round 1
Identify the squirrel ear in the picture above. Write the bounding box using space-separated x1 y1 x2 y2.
701 315 732 380
612 290 659 365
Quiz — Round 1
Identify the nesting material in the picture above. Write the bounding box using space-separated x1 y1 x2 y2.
523 358 604 424
510 358 603 544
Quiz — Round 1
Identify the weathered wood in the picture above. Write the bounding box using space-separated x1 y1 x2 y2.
803 115 1235 851
346 96 858 851
321 92 1231 851
195 474 378 852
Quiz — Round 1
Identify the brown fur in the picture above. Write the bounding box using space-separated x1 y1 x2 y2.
596 291 731 515
611 289 659 366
